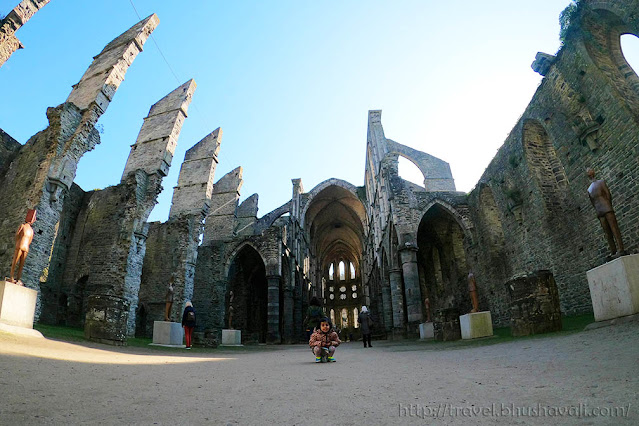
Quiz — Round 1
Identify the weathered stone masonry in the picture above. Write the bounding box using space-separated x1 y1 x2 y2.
1 0 639 345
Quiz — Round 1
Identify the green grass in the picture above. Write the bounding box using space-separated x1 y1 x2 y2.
34 324 85 342
388 313 596 352
33 313 596 352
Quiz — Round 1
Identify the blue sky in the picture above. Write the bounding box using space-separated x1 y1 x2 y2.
1 1 638 222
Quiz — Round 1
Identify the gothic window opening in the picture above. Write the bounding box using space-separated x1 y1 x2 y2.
328 263 334 280
341 308 349 328
350 262 356 279
339 261 345 280
354 308 359 328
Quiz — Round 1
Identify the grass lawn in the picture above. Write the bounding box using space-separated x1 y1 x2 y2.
33 313 596 352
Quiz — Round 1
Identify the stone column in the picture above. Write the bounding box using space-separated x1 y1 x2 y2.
266 275 281 343
282 287 294 343
293 277 303 342
399 247 423 330
389 269 405 333
381 279 393 332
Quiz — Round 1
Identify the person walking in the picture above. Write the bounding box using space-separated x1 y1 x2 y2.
358 306 373 348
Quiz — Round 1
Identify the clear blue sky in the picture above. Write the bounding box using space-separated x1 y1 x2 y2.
1 1 638 222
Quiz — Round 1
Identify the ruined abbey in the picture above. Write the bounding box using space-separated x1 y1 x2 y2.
1 0 638 345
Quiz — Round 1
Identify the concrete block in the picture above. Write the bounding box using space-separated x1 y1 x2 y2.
419 322 434 339
0 280 37 328
460 311 493 339
152 321 184 345
221 329 242 346
587 254 639 321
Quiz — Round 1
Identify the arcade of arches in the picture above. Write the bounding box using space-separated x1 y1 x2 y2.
3 0 639 346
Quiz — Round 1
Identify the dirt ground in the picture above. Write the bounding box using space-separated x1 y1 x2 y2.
0 320 637 425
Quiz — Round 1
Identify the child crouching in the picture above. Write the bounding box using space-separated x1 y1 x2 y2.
309 317 341 362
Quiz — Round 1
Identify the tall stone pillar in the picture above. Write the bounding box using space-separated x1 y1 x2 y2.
389 269 405 333
381 279 393 332
266 275 281 343
399 247 423 331
282 288 294 343
293 274 303 341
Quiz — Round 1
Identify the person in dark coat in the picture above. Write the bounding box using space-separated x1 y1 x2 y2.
303 296 326 342
182 301 196 349
358 306 373 348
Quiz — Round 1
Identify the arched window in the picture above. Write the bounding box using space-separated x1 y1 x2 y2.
339 261 345 280
620 34 639 76
350 262 356 279
328 263 334 281
353 308 359 328
341 308 348 328
330 309 335 325
398 156 424 188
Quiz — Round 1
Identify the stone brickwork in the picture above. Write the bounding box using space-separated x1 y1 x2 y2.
506 270 562 337
0 15 157 322
58 81 195 341
169 128 221 218
0 0 51 68
2 0 639 346
433 308 461 341
137 129 221 337
0 128 21 171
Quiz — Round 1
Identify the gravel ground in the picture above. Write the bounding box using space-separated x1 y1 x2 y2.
0 320 637 425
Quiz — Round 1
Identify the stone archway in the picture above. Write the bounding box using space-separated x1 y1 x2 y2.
522 119 568 214
304 183 366 337
417 204 471 315
227 245 268 343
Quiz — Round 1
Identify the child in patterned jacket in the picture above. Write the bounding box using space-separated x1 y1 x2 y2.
309 317 341 362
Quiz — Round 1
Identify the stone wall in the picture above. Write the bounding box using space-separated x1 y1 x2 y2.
0 0 51 68
465 0 639 319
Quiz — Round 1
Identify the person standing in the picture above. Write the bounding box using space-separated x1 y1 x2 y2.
303 296 326 342
358 306 373 348
182 301 196 349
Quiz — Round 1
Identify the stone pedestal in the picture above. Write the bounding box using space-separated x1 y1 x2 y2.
84 294 129 346
419 322 434 339
460 311 493 339
0 280 38 328
587 254 639 321
221 329 242 346
505 270 562 337
433 308 461 341
152 321 184 346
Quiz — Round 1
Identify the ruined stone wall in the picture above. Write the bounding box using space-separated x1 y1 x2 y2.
193 226 284 336
0 128 21 171
59 172 162 332
137 216 200 337
0 0 51 68
466 0 639 317
0 15 158 322
38 182 87 325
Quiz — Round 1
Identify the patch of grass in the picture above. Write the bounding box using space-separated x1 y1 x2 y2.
34 324 85 342
388 313 596 352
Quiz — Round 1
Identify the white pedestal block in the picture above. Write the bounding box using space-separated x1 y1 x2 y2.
460 311 493 339
0 280 37 328
221 329 242 346
152 321 184 345
587 254 639 321
419 322 434 339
